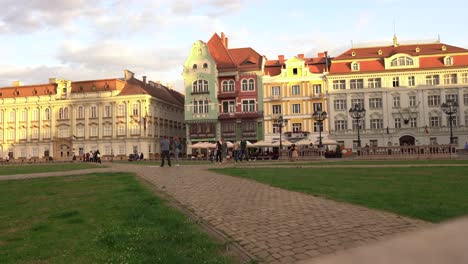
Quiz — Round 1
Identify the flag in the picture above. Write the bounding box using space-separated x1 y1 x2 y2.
425 126 429 134
386 127 389 134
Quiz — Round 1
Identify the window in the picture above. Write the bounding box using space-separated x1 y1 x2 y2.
119 144 125 155
203 63 208 69
334 120 347 131
192 79 209 93
430 137 438 145
44 108 51 120
394 118 401 128
242 122 256 132
90 126 98 137
444 74 457 85
370 119 383 129
370 140 378 147
221 123 235 133
192 64 197 69
241 79 248 91
271 86 280 96
32 128 39 139
369 98 382 109
77 106 84 119
392 77 399 87
428 95 440 106
118 104 125 116
19 128 26 140
391 56 414 66
241 100 255 112
20 110 27 122
446 94 458 103
8 130 15 140
293 68 298 75
89 106 97 118
447 115 458 127
104 105 111 117
58 107 69 120
0 111 3 123
313 121 323 132
32 108 39 121
104 125 112 136
292 123 302 133
222 101 236 113
272 105 282 114
76 126 84 137
313 103 322 112
351 62 360 71
333 80 346 90
393 96 400 108
248 79 255 91
410 117 417 128
368 78 382 88
409 95 417 107
313 84 322 95
408 76 415 86
291 85 300 95
444 56 453 66
292 104 301 114
32 147 39 157
43 127 50 139
334 99 346 111
462 73 468 83
272 124 280 134
351 99 364 108
132 103 139 116
464 94 468 105
221 80 231 92
352 119 365 130
430 116 440 127
350 79 363 89
426 75 440 85
118 124 126 135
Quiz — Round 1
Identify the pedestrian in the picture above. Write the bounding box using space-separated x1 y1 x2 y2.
291 144 298 162
96 150 101 164
5 154 9 162
140 152 144 160
160 136 171 167
215 140 222 163
233 140 240 162
240 138 247 161
221 139 228 163
110 149 114 162
465 142 468 153
174 137 181 166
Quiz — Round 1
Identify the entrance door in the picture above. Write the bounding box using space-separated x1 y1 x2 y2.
399 135 415 146
59 144 71 160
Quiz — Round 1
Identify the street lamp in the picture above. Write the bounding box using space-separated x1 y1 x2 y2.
349 104 366 148
441 100 458 144
274 115 288 150
312 110 328 148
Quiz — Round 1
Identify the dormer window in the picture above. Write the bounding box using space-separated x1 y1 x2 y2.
203 63 208 69
442 45 447 51
378 49 383 55
390 56 414 67
351 51 356 56
416 47 420 53
192 64 197 70
351 62 360 71
293 68 298 75
444 56 453 66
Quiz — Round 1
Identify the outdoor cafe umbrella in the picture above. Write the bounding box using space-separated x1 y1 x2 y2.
295 138 315 146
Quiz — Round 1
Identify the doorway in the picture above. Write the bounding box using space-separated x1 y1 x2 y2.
399 135 415 146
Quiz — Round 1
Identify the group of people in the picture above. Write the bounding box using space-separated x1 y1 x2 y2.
208 138 249 163
160 136 182 167
83 150 102 164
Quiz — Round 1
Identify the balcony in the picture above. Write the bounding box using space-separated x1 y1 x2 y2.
217 90 238 99
219 112 236 120
190 133 216 139
218 111 263 120
284 131 311 139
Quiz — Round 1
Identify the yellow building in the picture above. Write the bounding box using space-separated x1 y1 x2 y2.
0 70 185 161
263 53 330 143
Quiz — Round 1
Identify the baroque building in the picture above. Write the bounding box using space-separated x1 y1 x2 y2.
182 33 264 148
0 70 185 161
263 53 330 142
327 36 468 149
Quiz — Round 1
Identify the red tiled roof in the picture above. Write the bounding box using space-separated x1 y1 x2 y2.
0 83 56 98
334 42 468 61
264 56 330 76
71 78 125 93
207 33 237 71
228 48 262 71
119 78 184 107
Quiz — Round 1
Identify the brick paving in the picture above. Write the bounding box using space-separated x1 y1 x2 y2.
2 162 432 263
112 163 429 264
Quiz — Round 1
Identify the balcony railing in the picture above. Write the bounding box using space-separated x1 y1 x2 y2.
218 111 263 119
217 90 238 99
330 126 468 136
356 145 457 159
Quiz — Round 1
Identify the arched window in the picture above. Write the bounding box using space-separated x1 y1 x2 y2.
391 56 414 66
241 79 248 91
228 80 235 92
78 106 84 119
192 80 208 93
44 108 51 120
444 56 453 66
203 63 208 69
351 62 360 71
222 80 229 92
58 108 64 120
248 79 255 91
64 107 69 119
192 64 197 70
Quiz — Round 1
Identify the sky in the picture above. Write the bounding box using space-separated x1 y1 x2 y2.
1 0 467 92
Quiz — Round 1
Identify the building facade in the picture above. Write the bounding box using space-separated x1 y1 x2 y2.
327 36 468 149
0 70 185 161
263 53 330 143
183 33 264 149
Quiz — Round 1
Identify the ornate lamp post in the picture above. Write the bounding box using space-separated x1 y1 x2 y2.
349 104 366 148
274 115 288 150
441 100 458 144
312 110 328 148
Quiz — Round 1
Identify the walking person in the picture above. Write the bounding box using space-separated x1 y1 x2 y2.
291 144 298 162
240 138 248 161
174 137 181 166
160 136 171 167
215 140 222 164
233 140 240 162
221 139 228 163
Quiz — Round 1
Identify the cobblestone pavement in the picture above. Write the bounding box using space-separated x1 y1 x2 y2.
112 163 429 264
2 163 431 263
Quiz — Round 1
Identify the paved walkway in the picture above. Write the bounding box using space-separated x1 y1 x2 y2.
2 163 431 263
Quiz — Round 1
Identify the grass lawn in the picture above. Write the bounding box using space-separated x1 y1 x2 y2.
237 159 468 166
213 166 468 223
117 160 214 165
0 173 233 264
0 163 104 176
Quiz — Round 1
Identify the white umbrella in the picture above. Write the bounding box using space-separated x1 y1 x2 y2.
295 138 315 146
317 139 338 145
225 141 234 148
251 140 273 147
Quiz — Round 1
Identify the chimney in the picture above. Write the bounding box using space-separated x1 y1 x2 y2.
12 80 23 87
317 52 325 58
278 55 285 63
221 32 226 47
324 51 329 72
298 54 304 59
142 76 147 84
124 69 134 81
225 37 228 48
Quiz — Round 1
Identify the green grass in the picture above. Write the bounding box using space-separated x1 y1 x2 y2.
116 160 215 165
213 167 468 223
0 173 233 264
238 159 468 166
0 163 104 175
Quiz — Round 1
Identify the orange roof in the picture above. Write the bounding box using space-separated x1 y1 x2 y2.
228 48 262 71
264 55 330 76
207 33 237 71
334 42 468 61
71 78 125 93
119 78 184 107
0 83 56 98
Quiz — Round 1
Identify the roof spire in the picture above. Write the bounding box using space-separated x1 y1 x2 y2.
393 34 398 47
